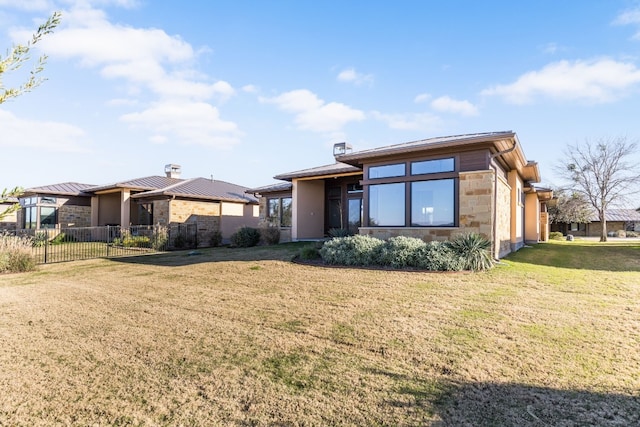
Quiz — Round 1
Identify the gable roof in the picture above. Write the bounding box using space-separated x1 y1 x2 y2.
131 177 258 204
274 162 361 181
86 176 183 193
23 182 96 197
589 209 640 222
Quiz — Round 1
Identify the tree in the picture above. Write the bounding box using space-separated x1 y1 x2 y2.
548 188 592 226
0 11 61 104
0 12 60 221
556 136 640 242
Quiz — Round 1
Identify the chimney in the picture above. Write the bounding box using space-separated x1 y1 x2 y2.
333 142 352 157
164 164 181 178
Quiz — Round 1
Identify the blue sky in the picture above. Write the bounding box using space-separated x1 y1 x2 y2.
2 1 640 197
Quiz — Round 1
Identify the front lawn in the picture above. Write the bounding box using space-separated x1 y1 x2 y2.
1 240 638 426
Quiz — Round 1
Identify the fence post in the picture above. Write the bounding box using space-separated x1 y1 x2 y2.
44 239 48 264
106 225 110 258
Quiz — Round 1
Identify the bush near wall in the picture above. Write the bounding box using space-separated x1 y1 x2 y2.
319 233 494 272
0 234 37 273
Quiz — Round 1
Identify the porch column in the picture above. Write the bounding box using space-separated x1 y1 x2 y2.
121 189 131 226
91 196 99 227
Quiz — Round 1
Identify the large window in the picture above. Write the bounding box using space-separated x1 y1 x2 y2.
366 157 457 228
411 179 454 226
21 196 58 229
267 197 292 227
369 183 405 226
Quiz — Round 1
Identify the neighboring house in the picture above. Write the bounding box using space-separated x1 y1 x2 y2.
0 196 20 231
553 209 640 236
250 131 552 258
17 165 259 244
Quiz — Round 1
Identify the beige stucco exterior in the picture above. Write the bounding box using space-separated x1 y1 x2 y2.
292 179 325 240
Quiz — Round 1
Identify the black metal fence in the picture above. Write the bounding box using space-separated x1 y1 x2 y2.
9 224 198 264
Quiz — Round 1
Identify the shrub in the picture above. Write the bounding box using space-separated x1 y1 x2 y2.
615 230 627 238
260 225 281 245
319 235 385 266
328 228 351 238
50 232 76 245
299 244 321 260
230 227 261 248
415 241 464 271
209 230 223 247
626 231 638 238
448 233 494 271
374 236 426 268
549 231 564 241
32 231 48 247
151 226 168 250
0 234 37 273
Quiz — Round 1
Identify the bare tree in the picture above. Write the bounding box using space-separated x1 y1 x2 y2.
556 136 640 242
548 187 592 228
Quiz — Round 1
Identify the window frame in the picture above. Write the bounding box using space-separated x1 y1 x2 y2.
363 155 459 228
267 196 292 227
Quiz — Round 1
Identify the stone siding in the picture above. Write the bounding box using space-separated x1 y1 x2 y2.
361 227 462 242
169 200 221 247
459 170 493 238
59 205 92 228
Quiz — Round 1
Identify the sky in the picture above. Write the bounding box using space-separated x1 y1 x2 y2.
1 0 640 201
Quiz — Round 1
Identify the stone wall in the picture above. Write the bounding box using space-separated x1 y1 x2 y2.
459 170 493 238
58 205 91 228
169 200 221 247
361 227 461 242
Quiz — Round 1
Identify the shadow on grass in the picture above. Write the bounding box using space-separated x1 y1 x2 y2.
108 242 310 267
504 240 640 272
428 380 640 426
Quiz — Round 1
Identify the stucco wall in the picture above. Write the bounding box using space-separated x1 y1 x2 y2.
495 174 512 258
219 202 259 239
293 180 325 240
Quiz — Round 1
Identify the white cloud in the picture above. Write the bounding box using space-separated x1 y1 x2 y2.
614 8 640 40
261 89 365 133
540 42 562 54
120 101 242 148
414 93 432 103
371 111 442 131
0 0 53 11
0 110 87 152
242 84 259 93
337 67 374 86
430 96 479 116
481 58 640 104
12 5 235 102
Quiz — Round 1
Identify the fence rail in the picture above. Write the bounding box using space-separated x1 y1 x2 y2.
9 224 198 264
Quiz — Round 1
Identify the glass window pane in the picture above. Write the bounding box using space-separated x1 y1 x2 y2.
411 158 454 175
281 197 292 227
40 207 57 228
411 179 455 226
267 199 280 224
348 198 362 233
40 196 57 205
368 163 406 179
369 183 405 226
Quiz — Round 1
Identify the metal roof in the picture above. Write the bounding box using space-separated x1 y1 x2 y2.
23 182 96 196
246 182 293 194
86 176 183 193
131 177 258 204
589 209 640 222
273 162 362 181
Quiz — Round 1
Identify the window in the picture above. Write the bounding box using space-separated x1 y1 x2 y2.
411 180 454 226
368 163 405 179
267 197 292 227
369 183 405 226
20 197 58 229
365 156 458 228
138 203 154 225
411 158 454 175
570 223 579 231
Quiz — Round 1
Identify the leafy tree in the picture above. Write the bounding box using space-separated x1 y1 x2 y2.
1 11 61 104
0 187 23 221
548 188 592 226
556 136 640 242
0 12 60 221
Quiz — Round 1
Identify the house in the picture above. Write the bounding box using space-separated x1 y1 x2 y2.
249 131 552 258
552 209 640 236
17 165 259 245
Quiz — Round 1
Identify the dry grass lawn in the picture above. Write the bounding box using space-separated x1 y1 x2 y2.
1 240 639 426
